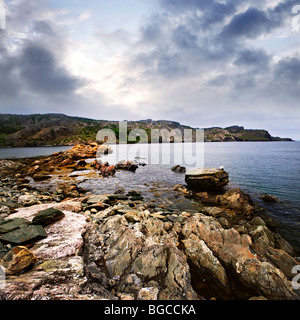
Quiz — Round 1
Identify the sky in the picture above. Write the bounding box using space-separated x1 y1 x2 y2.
0 0 300 139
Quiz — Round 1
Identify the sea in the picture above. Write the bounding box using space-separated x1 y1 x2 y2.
0 142 299 250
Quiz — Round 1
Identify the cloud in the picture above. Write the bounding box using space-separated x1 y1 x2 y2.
78 10 91 23
1 0 300 138
19 43 83 94
0 0 88 113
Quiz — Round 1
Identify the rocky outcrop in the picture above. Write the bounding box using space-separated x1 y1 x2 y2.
84 213 198 300
0 186 299 300
185 168 229 190
194 188 256 216
0 201 111 300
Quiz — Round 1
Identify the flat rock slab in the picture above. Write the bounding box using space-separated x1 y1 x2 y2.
0 218 30 234
32 208 65 227
0 225 47 245
185 168 229 190
8 201 83 221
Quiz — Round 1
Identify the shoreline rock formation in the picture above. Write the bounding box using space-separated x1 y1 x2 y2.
0 145 299 301
0 189 299 300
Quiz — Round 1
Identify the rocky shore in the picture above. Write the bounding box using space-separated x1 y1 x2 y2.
0 144 299 300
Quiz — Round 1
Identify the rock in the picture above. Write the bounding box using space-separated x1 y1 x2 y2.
0 206 10 215
107 194 129 201
124 212 141 223
77 160 87 167
171 165 186 173
68 144 99 160
185 168 229 190
202 207 225 218
30 212 86 261
87 195 110 205
265 247 300 280
173 184 191 195
0 242 9 259
182 214 299 300
115 161 138 172
89 213 198 300
216 188 255 216
32 208 65 227
85 203 109 212
0 204 96 300
27 165 40 175
18 195 37 207
96 145 113 155
99 164 116 177
56 184 80 198
0 225 47 245
0 256 104 300
120 293 135 300
0 218 30 234
0 206 10 220
249 296 268 300
0 246 38 275
260 194 280 203
138 287 159 300
32 174 52 181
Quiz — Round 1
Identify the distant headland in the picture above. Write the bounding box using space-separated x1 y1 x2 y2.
0 113 294 147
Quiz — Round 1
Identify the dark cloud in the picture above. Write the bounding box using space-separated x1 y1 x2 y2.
20 43 82 94
221 8 275 40
234 49 271 69
0 1 86 111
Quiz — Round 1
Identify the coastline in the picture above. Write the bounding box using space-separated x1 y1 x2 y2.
0 144 299 300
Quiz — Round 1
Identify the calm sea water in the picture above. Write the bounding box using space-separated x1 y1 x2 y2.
1 142 300 249
0 146 72 159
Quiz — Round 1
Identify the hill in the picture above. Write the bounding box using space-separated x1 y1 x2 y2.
0 114 293 147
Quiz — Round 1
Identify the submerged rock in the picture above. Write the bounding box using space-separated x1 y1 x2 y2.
185 168 229 190
260 194 280 203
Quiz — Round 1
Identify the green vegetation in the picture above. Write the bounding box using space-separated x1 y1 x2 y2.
0 113 293 147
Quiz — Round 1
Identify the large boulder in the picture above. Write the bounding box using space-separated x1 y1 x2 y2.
185 168 229 190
